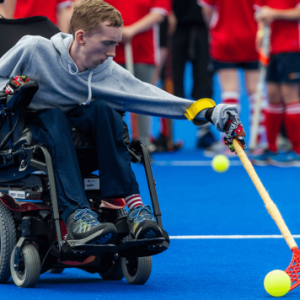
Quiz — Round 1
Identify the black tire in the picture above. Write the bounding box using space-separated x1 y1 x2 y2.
49 268 65 274
121 256 152 285
99 258 124 280
10 244 41 288
0 202 16 283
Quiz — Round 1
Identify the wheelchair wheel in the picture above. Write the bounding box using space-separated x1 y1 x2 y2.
99 258 124 280
0 202 16 283
121 256 152 285
10 244 41 288
49 268 65 274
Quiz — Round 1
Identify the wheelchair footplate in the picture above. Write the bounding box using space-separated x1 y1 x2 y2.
69 243 117 257
116 237 169 258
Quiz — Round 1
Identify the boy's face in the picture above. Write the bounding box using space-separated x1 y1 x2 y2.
78 21 122 70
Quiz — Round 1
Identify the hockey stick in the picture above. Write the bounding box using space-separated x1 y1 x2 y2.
249 25 270 151
233 139 300 291
124 42 140 138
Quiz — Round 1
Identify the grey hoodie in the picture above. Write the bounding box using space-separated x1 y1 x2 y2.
0 33 238 131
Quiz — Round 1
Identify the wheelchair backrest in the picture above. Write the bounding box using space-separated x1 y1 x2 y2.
0 16 60 58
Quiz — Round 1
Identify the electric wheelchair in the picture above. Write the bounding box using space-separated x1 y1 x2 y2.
0 16 169 288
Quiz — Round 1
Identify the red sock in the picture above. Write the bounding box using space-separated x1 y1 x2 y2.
265 103 284 152
222 91 240 113
284 102 300 154
125 194 143 209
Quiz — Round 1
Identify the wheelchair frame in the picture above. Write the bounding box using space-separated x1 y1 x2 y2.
0 83 169 287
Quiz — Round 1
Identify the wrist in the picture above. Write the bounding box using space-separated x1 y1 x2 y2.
205 107 215 125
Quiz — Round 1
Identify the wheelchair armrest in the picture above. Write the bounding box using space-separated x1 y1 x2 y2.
6 81 39 110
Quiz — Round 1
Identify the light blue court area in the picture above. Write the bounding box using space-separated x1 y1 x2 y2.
3 151 300 299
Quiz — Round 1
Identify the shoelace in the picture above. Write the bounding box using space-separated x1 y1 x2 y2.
129 205 154 223
74 208 100 226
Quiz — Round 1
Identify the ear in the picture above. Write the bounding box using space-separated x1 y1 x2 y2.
74 30 86 45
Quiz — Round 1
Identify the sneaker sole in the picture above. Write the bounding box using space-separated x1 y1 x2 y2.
68 224 118 247
133 220 164 239
268 159 298 167
250 159 268 166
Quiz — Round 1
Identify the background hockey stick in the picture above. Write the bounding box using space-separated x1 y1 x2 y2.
249 25 270 151
125 42 134 75
233 139 300 291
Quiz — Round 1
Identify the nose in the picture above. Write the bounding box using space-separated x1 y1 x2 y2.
106 46 116 58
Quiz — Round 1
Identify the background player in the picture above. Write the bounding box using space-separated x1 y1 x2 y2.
200 0 266 155
252 0 300 166
105 0 170 150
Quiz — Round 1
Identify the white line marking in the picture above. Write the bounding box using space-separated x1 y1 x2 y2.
170 235 300 239
153 161 242 166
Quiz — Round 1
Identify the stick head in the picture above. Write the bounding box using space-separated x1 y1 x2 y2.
285 247 300 291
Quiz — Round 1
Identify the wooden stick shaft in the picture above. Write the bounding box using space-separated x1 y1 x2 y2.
233 139 297 250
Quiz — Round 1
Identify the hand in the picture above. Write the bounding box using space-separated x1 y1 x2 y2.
223 113 246 153
4 75 29 95
255 6 277 24
122 26 136 43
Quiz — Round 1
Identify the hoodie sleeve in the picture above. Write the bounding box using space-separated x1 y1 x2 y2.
109 63 239 131
0 35 37 90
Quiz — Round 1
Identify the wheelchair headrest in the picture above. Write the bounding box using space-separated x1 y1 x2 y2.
0 16 60 58
6 81 39 109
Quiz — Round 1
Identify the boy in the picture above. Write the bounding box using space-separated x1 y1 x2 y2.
0 0 246 245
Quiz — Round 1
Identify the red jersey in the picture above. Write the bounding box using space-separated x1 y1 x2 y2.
255 0 300 55
199 0 258 62
14 0 72 25
106 0 171 65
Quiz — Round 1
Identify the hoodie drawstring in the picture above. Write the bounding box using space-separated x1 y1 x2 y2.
68 64 93 106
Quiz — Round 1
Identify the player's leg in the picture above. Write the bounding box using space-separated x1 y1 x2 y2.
130 64 154 148
68 101 164 239
29 108 117 244
281 83 300 159
217 67 240 111
267 53 300 166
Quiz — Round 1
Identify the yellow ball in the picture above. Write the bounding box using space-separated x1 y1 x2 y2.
264 270 291 297
211 155 229 172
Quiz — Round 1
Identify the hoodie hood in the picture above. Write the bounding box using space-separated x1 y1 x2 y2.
50 33 113 105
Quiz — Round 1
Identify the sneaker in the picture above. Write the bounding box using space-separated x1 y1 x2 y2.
66 209 118 245
127 205 163 239
203 141 224 157
197 130 216 149
269 151 300 167
152 133 183 153
250 149 272 166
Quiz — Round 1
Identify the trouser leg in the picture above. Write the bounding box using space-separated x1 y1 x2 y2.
29 108 89 221
172 26 188 98
67 100 140 198
191 26 213 99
